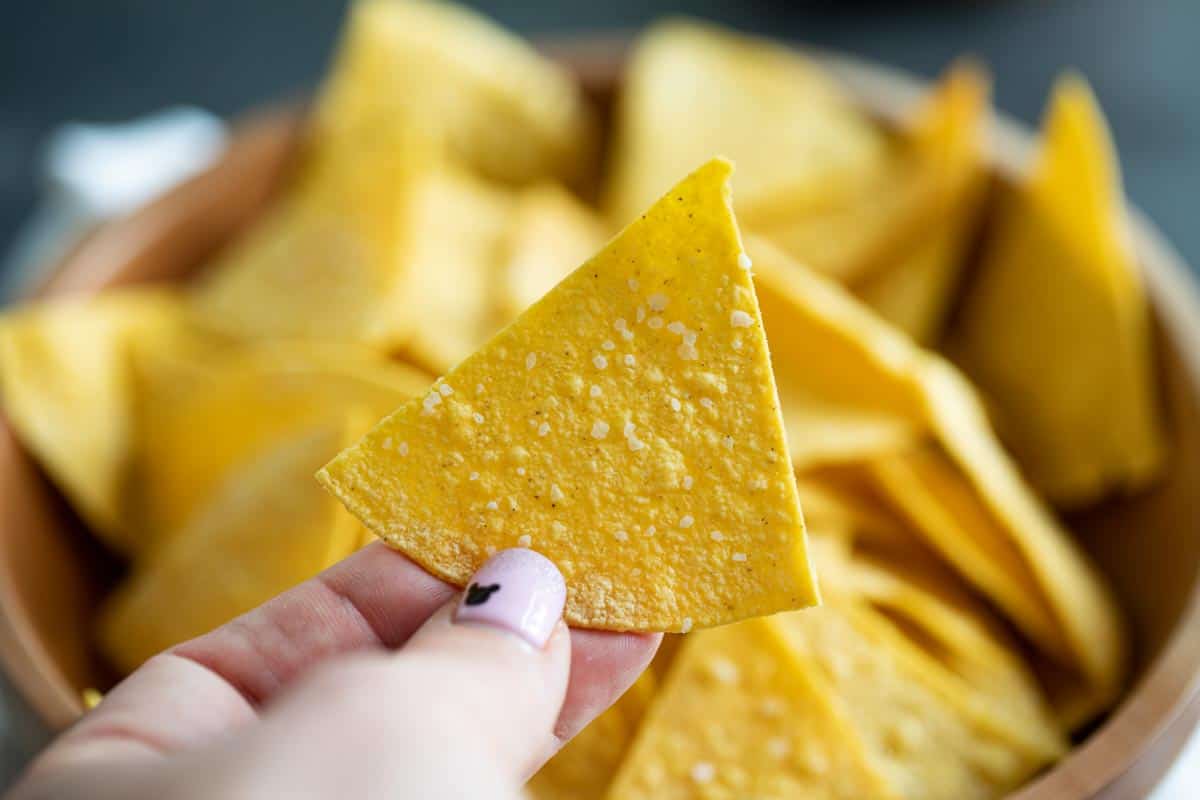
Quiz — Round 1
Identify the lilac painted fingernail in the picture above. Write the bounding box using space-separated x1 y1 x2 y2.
453 548 566 648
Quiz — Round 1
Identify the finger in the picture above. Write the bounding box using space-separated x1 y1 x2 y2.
208 548 571 798
557 627 661 742
174 541 455 703
401 548 571 775
29 543 453 773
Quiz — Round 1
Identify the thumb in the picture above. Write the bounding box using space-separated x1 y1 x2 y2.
215 548 570 799
401 546 572 773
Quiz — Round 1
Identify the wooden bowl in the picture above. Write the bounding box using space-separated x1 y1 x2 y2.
2 41 1199 798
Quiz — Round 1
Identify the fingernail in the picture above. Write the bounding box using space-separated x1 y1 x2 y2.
453 548 566 648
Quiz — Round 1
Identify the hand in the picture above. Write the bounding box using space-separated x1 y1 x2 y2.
9 545 660 800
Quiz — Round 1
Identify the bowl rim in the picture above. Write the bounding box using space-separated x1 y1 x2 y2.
3 35 1200 798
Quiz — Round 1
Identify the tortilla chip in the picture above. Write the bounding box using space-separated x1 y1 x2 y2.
747 63 988 303
317 0 595 187
319 160 818 632
852 63 990 342
844 555 1066 757
195 160 513 358
497 184 609 321
395 169 515 373
950 75 1164 506
775 601 1062 800
527 670 656 800
752 245 1125 724
868 446 1068 667
605 20 885 228
750 237 926 468
0 289 186 554
606 618 897 800
196 0 594 349
134 341 430 552
98 418 364 675
920 361 1128 727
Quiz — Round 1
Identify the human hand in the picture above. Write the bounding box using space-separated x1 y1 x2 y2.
8 545 660 800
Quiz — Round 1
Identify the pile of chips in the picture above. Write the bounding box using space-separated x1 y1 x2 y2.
0 2 1166 798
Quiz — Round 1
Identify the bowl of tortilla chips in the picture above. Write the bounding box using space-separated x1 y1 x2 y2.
1 3 1198 798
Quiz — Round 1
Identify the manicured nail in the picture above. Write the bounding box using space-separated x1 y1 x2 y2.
453 548 566 648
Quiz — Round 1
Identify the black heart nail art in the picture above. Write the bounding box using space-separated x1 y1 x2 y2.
465 582 501 606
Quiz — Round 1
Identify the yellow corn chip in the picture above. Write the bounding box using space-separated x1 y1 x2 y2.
527 670 657 800
776 601 1062 800
317 0 595 187
950 75 1163 506
395 169 515 373
319 160 818 632
795 468 920 555
844 555 1066 756
852 63 990 342
195 162 513 357
98 418 364 675
868 446 1067 666
606 618 898 800
0 289 185 554
751 242 1124 725
196 0 594 350
747 63 988 306
920 361 1128 727
134 341 430 552
751 237 926 468
497 184 609 321
605 20 885 228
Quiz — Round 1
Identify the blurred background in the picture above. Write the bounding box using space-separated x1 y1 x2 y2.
0 0 1197 791
1 0 1197 285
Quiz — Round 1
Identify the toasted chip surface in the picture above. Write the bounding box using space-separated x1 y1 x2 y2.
605 20 885 228
854 63 988 342
951 76 1163 508
0 289 185 553
135 341 430 550
750 242 1125 726
499 184 610 321
775 601 1059 800
749 237 926 469
195 0 594 349
99 421 361 674
606 618 897 800
319 159 817 631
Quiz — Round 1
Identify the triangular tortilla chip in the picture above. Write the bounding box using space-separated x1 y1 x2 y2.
751 237 926 468
843 554 1066 757
98 417 365 674
196 0 594 350
134 341 430 553
527 670 657 800
314 0 595 187
606 618 898 800
605 20 885 228
394 169 515 372
0 289 186 554
319 160 818 631
950 75 1164 507
747 63 988 305
852 62 990 342
775 601 1062 800
868 446 1067 666
920 361 1128 727
750 242 1125 726
195 161 513 357
497 184 609 321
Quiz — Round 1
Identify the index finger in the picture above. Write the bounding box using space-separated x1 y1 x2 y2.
34 542 658 769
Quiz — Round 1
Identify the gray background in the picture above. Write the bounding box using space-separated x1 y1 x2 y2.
0 0 1197 789
1 0 1197 271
